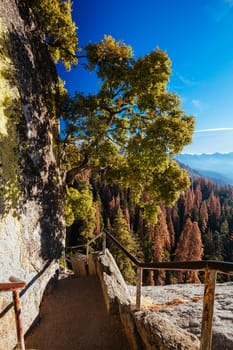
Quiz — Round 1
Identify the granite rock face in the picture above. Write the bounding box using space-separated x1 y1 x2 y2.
96 250 202 349
128 282 233 350
0 1 64 349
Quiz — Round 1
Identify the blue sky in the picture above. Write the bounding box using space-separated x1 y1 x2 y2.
57 0 233 154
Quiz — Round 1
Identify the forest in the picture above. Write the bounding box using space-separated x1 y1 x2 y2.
66 172 233 285
24 1 233 285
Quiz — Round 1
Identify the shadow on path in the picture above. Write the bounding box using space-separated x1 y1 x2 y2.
25 275 130 350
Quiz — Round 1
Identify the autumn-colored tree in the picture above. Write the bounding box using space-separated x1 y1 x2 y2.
199 200 208 233
151 206 171 285
194 184 202 209
174 219 203 283
166 207 176 248
208 191 221 230
171 205 181 242
208 191 221 219
184 188 195 218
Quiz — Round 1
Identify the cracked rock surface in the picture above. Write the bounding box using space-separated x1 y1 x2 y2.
128 282 233 350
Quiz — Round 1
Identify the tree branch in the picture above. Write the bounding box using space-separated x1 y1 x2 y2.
65 153 90 184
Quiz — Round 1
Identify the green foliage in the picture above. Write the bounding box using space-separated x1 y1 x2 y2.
65 181 96 240
62 35 194 224
111 208 138 284
144 240 153 263
29 0 78 70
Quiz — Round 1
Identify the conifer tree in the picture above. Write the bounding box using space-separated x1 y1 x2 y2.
151 207 171 285
174 219 203 283
111 207 138 284
166 207 175 248
199 200 208 233
194 184 202 209
205 229 214 255
184 188 195 218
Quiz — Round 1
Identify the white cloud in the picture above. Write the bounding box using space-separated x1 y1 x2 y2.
195 128 233 133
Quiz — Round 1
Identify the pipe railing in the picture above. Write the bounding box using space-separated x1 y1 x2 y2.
0 277 26 350
66 232 106 263
102 229 233 350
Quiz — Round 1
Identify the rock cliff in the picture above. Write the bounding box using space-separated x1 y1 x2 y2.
0 1 64 348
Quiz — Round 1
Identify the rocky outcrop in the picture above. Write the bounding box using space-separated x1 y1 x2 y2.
95 250 201 349
129 283 233 350
133 311 199 350
94 250 143 350
0 1 64 349
96 249 131 314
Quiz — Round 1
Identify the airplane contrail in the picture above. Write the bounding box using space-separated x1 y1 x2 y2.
195 128 233 133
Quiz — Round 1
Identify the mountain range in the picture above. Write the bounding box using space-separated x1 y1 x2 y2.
175 152 233 185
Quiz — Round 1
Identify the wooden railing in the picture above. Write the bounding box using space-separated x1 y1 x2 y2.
102 229 233 350
0 277 26 350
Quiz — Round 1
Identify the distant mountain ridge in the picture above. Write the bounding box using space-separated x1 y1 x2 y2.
175 152 233 185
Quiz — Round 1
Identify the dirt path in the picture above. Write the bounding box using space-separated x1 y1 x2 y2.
25 275 130 350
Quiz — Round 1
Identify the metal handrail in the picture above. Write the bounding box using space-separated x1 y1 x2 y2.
0 277 26 350
66 232 106 262
103 229 233 274
102 229 233 350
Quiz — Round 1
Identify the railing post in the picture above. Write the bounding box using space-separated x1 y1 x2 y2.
12 290 25 350
136 267 142 310
102 232 106 253
200 268 217 350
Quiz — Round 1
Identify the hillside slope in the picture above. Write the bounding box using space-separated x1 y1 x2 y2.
175 153 233 185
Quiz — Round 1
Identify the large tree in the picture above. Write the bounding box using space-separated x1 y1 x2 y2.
61 35 195 224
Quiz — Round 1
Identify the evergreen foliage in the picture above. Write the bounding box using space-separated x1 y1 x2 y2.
29 0 78 69
111 207 139 284
62 35 194 225
65 180 96 241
